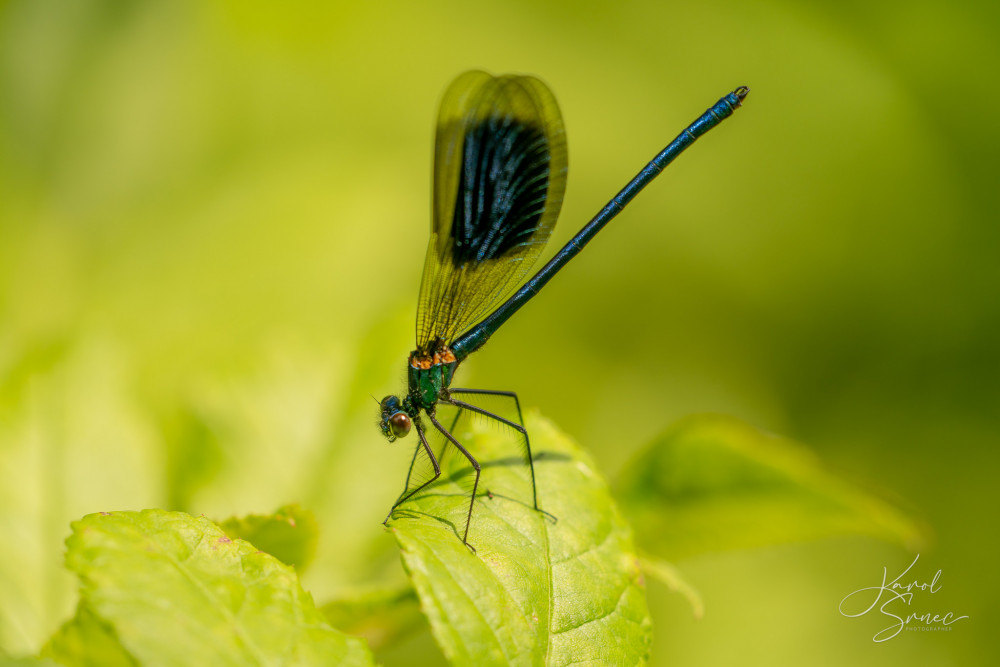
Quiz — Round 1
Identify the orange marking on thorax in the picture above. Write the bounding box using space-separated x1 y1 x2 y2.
409 345 456 369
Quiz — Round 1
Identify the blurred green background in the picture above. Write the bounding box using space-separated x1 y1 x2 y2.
1 0 996 664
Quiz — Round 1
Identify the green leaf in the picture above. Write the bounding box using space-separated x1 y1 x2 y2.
387 413 652 666
0 338 163 656
217 504 319 572
615 414 926 560
64 509 374 666
41 602 136 666
320 584 426 652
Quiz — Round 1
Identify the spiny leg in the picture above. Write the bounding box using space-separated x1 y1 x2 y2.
427 411 480 550
446 389 538 512
436 405 464 464
383 420 441 525
428 402 473 473
401 437 422 495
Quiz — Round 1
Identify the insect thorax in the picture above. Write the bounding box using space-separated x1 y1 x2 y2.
408 343 458 411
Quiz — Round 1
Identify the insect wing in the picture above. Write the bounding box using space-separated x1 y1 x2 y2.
415 71 567 349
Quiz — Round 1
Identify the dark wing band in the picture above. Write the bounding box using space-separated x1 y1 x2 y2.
415 71 567 350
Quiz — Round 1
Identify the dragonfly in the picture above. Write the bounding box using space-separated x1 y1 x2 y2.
379 70 748 550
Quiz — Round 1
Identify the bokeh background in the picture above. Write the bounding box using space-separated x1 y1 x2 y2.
1 0 997 664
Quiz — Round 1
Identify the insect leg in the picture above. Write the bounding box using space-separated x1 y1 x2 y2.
445 389 538 512
383 419 441 525
437 404 464 464
427 411 480 550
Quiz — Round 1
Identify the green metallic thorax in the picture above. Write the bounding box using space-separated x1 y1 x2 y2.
407 344 458 412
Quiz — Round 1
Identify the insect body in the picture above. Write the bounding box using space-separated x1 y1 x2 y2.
379 70 748 550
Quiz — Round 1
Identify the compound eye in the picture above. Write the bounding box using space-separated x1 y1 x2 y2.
389 412 411 438
380 395 400 412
